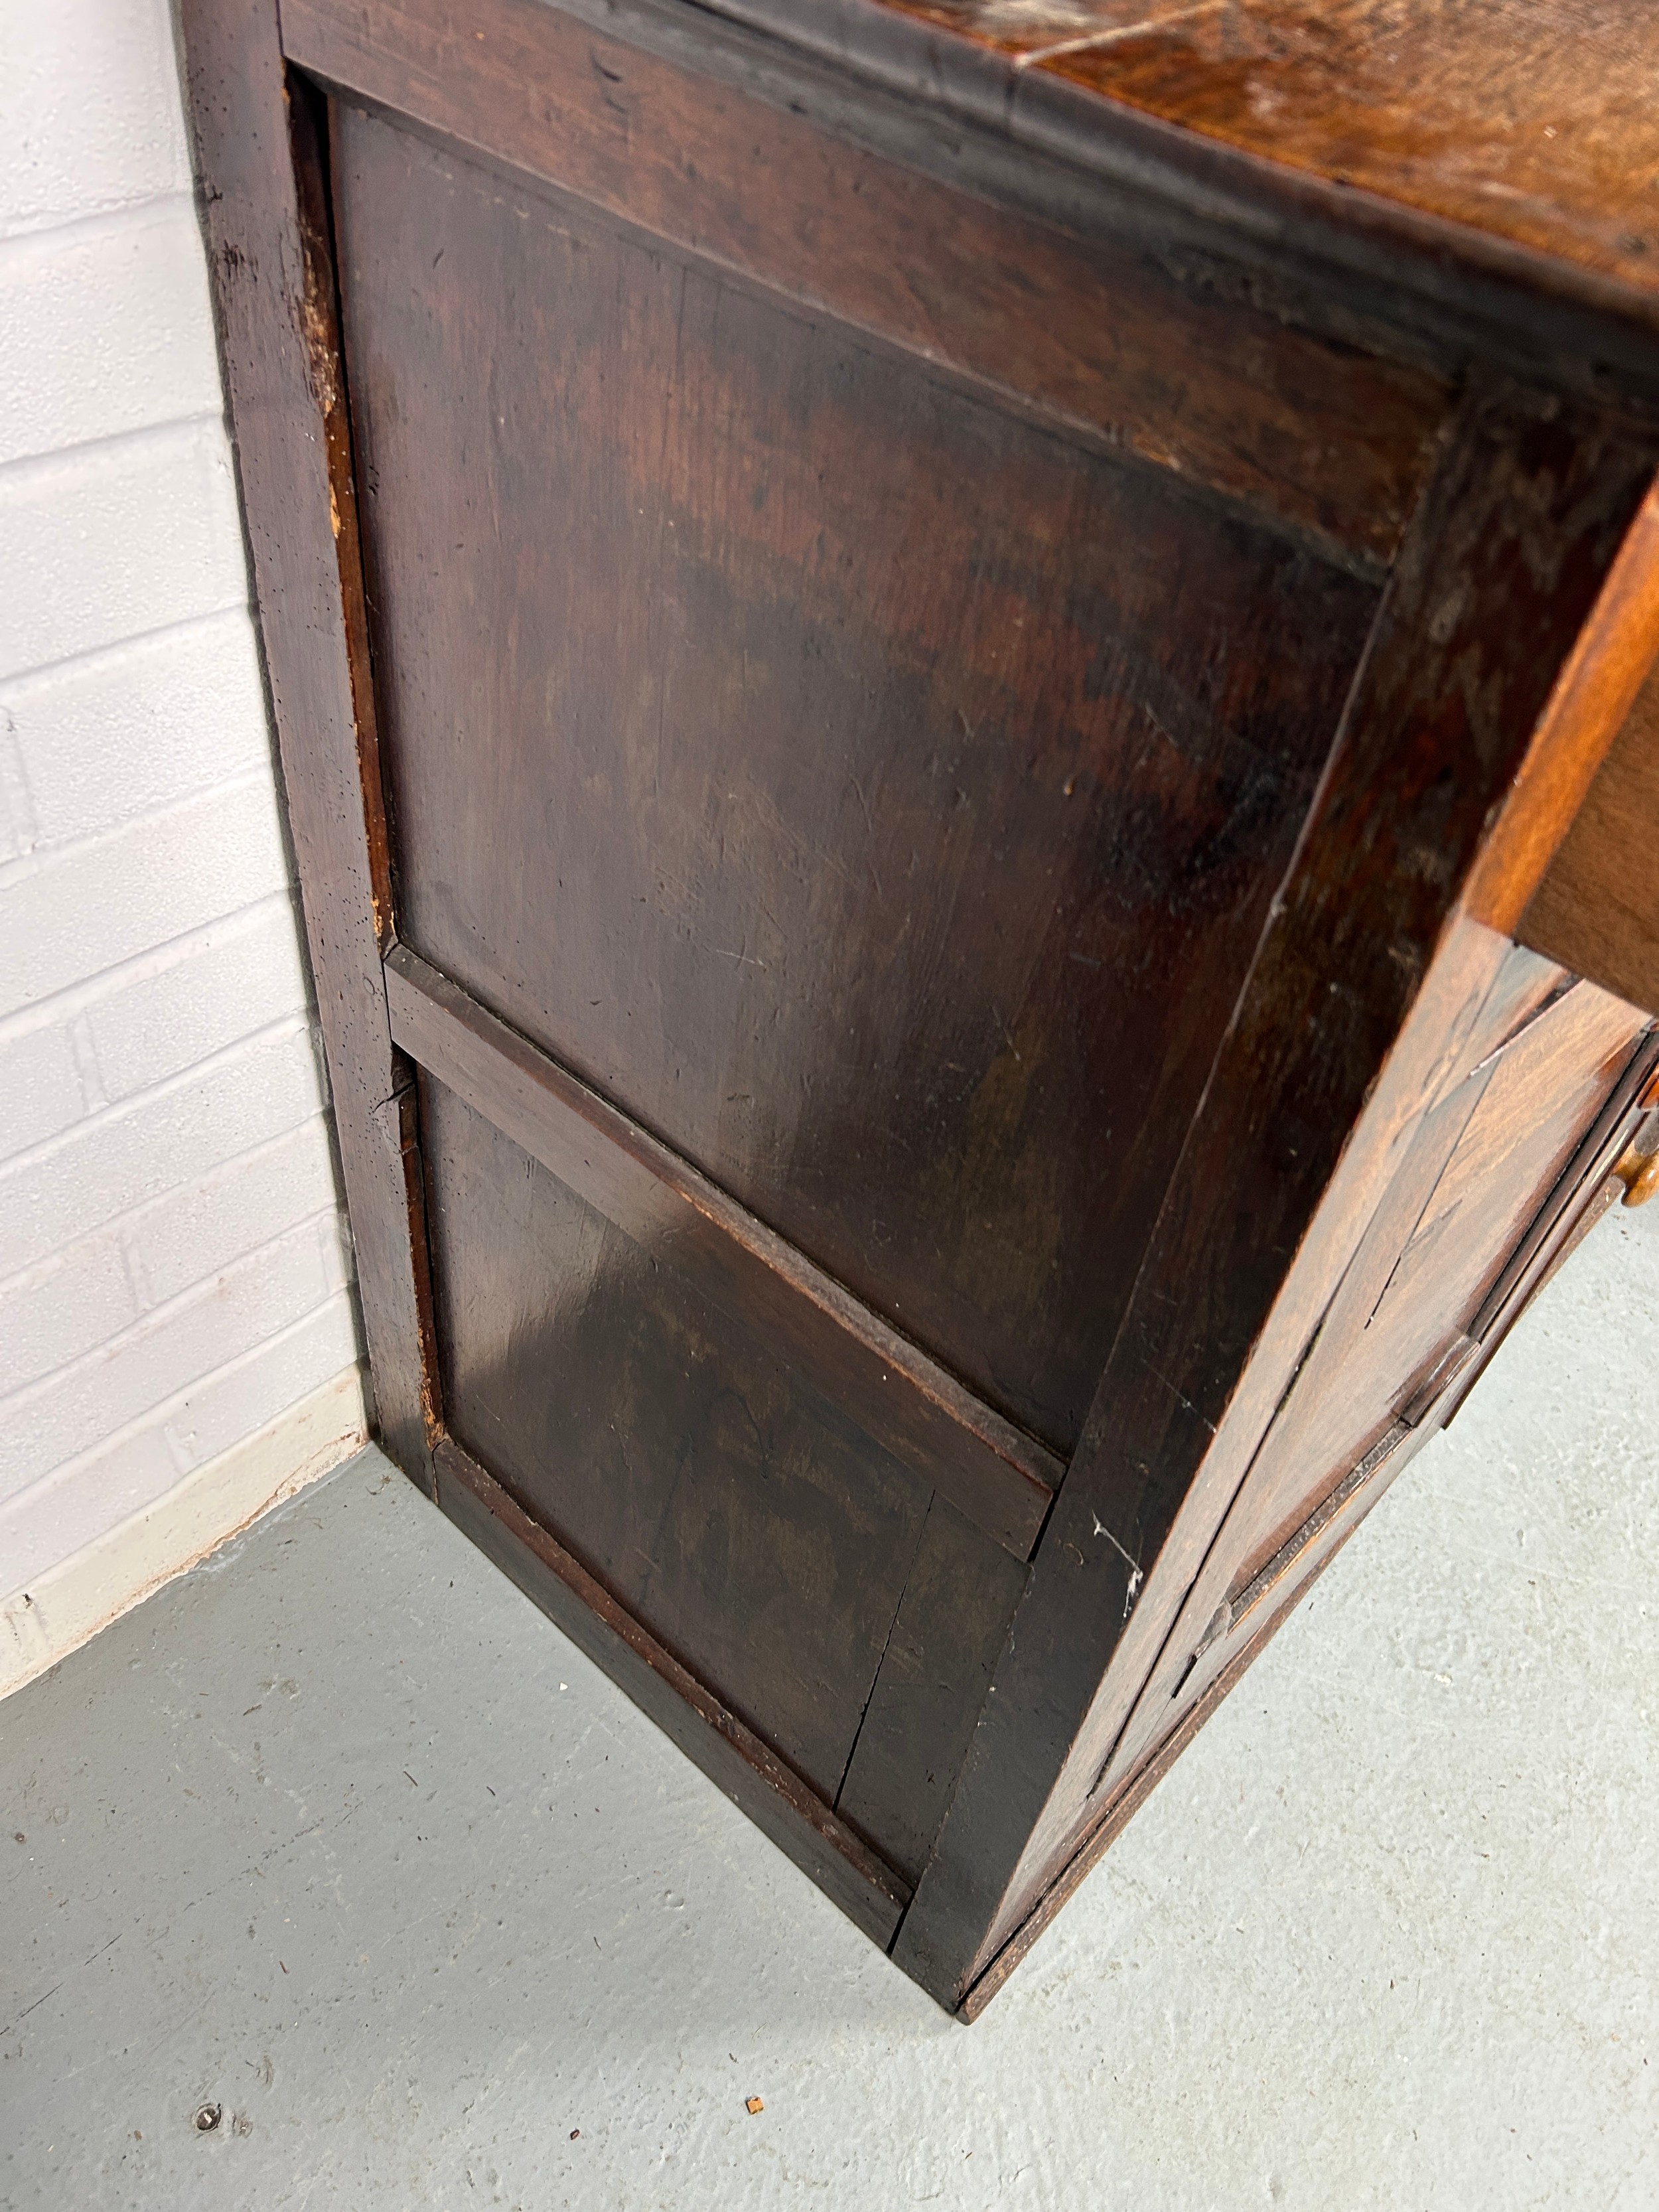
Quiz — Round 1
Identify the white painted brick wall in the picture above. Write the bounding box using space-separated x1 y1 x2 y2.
0 0 365 1606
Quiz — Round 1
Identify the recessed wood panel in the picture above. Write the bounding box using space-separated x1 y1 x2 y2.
385 943 1058 1557
182 0 1659 2024
433 1434 911 1941
895 390 1658 2010
419 1070 937 1804
334 102 1377 1453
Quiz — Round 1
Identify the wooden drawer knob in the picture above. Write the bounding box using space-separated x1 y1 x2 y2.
1614 1147 1659 1207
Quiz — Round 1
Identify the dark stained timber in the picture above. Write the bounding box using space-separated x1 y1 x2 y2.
285 0 1452 567
869 0 1659 308
386 945 1058 1559
178 0 1659 2020
332 98 1377 1459
420 1069 943 1806
836 1495 1029 1883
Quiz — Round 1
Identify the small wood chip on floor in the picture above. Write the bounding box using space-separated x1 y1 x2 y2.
745 2097 764 2115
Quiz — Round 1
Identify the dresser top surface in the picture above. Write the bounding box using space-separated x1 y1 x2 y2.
867 0 1659 305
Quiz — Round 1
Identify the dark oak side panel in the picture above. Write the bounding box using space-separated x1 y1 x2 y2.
176 3 437 1480
386 945 1056 1558
330 99 1378 1457
184 0 1659 2019
1443 1049 1659 1418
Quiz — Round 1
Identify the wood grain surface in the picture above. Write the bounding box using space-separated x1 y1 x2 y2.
434 1434 911 1943
182 0 1659 2016
1096 978 1652 1801
1524 660 1659 1019
386 944 1058 1558
286 0 1450 567
1468 481 1659 940
421 1072 938 1806
870 0 1659 304
836 1497 1028 1881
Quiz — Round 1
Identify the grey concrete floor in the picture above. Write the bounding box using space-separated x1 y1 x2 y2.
3 1209 1658 2211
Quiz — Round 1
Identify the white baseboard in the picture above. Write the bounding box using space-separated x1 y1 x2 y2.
0 1366 369 1705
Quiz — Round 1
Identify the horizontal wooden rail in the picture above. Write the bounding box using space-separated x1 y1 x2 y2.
386 942 1060 1557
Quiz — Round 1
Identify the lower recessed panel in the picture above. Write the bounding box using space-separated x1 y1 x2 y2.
419 1069 938 1806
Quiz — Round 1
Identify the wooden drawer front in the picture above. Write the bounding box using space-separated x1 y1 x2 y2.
1096 973 1654 1797
1525 653 1659 1021
328 92 1380 1459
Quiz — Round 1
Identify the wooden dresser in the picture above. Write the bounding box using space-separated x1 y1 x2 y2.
180 0 1659 2014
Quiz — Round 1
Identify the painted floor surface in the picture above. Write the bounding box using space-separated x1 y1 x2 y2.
3 1207 1658 2211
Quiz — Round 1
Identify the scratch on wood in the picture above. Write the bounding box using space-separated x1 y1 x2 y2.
1090 1511 1144 1616
1011 1 1226 70
1148 1366 1218 1436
